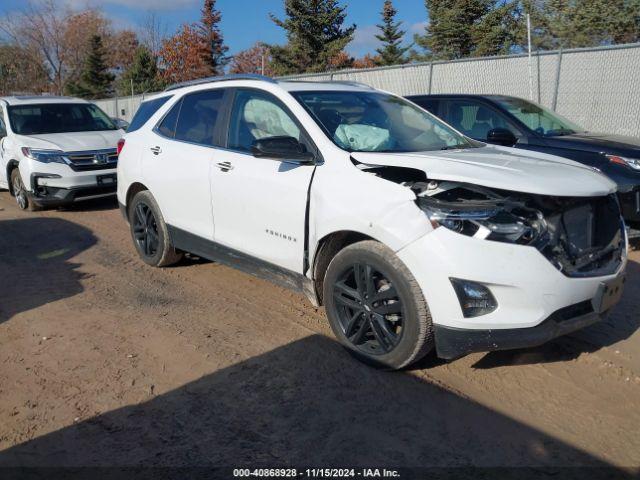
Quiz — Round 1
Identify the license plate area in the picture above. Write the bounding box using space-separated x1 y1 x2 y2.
97 174 117 186
592 274 625 314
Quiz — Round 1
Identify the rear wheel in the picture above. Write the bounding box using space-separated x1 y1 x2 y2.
323 240 434 370
129 190 182 267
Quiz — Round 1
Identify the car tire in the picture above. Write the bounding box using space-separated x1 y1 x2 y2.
10 168 39 211
323 240 434 370
129 190 182 267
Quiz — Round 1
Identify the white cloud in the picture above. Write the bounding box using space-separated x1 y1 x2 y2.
347 24 380 57
347 21 428 57
64 0 197 11
409 21 428 35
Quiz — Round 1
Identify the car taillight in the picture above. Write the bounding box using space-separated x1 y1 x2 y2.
117 138 125 156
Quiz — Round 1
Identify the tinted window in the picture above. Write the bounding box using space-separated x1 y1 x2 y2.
442 100 517 140
0 115 6 137
228 89 302 153
8 103 117 135
157 99 182 138
411 97 439 115
127 95 172 133
294 91 475 152
174 89 224 146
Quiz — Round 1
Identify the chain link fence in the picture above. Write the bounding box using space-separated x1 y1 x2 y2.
95 42 640 137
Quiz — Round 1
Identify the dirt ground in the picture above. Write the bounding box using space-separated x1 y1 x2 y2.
0 191 639 474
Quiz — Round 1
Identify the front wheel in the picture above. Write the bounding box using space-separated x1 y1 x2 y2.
128 190 182 267
323 240 434 370
11 168 38 211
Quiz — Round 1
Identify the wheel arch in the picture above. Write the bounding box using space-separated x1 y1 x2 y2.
311 230 382 306
125 182 149 216
6 160 19 195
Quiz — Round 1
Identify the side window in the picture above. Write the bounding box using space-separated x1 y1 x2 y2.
228 89 301 153
443 100 517 140
156 98 182 138
128 95 172 133
174 89 225 146
413 98 440 115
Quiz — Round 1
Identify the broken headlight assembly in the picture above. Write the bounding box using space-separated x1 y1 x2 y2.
417 193 548 246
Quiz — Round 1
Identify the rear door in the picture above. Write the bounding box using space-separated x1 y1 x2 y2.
142 88 230 240
209 88 317 273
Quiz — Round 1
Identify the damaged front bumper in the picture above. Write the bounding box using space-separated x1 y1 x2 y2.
434 273 625 359
397 223 627 360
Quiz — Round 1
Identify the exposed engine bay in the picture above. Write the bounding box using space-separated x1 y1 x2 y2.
359 162 626 277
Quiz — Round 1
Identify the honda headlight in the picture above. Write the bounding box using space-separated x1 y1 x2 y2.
418 197 548 246
607 155 640 171
21 147 67 164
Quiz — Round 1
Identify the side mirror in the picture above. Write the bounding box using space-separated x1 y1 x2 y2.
251 136 315 163
486 128 517 146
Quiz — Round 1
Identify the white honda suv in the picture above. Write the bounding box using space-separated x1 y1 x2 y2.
117 75 627 369
0 95 123 210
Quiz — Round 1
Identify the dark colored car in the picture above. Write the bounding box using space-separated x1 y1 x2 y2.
407 94 640 229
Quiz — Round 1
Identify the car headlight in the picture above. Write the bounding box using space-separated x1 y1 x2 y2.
418 197 548 246
21 147 67 164
607 155 640 171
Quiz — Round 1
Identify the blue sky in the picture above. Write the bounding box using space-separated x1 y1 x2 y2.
0 0 429 57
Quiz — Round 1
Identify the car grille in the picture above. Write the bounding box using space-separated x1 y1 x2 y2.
539 194 625 278
64 149 118 172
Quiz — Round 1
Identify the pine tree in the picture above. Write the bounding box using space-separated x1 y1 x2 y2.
66 35 114 99
199 0 228 75
375 0 409 66
414 0 516 60
269 0 356 75
117 46 165 95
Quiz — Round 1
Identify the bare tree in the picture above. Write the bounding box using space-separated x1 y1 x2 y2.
0 0 68 94
141 12 168 57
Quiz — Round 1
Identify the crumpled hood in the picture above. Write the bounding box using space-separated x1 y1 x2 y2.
352 145 617 197
16 130 123 152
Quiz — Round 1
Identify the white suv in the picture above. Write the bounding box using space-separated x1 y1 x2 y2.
0 95 123 210
117 75 627 369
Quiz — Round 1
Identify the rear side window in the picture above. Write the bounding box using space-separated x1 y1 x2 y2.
174 89 225 146
128 95 172 133
156 99 182 138
441 99 518 140
412 97 439 115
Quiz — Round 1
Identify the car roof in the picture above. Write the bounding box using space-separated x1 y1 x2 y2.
408 93 521 103
155 74 375 99
0 95 90 106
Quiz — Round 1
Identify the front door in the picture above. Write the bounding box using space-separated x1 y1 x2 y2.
0 109 9 189
142 88 227 240
210 88 317 273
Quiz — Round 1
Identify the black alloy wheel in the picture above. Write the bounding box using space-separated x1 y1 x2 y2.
332 262 404 355
132 201 159 258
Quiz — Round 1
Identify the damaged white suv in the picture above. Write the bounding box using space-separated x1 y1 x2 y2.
0 96 123 210
117 75 627 369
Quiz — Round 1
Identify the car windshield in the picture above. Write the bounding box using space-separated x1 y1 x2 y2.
293 90 477 152
493 97 585 137
8 103 117 135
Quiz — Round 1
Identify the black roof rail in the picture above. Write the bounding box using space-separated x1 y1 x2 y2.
164 74 278 92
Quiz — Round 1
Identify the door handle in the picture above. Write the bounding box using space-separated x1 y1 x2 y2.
216 161 233 172
150 146 162 155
